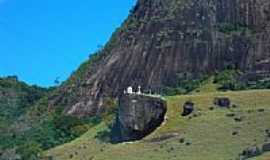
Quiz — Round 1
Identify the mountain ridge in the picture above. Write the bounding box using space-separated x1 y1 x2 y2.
1 1 270 159
52 0 270 117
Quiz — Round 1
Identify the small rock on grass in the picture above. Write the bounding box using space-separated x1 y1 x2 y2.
232 131 238 136
258 108 265 112
226 113 235 117
179 138 185 143
234 117 243 122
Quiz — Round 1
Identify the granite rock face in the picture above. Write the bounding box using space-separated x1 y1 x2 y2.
112 94 167 142
52 0 270 116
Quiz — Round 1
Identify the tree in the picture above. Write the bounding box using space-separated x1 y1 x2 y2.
54 77 60 85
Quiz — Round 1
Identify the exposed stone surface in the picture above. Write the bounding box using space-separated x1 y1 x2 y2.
240 146 262 159
112 94 167 142
182 101 194 116
266 129 270 138
214 97 231 108
145 132 180 143
262 142 270 152
51 0 270 117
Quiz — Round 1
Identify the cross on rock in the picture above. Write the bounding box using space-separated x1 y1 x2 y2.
124 86 142 95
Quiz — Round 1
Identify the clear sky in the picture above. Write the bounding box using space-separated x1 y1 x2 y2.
0 0 136 87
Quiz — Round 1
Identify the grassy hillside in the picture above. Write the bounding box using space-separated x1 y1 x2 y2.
251 152 270 160
43 89 270 160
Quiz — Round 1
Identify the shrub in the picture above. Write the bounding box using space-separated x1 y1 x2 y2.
17 141 42 160
216 23 252 34
214 69 270 91
162 73 208 96
70 124 90 137
214 69 246 91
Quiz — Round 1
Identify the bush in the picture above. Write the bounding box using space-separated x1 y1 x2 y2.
216 23 251 34
214 69 246 91
162 87 186 96
17 141 42 160
70 124 90 137
162 73 208 96
214 69 270 91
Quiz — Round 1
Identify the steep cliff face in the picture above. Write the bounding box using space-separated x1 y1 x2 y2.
112 94 167 142
52 0 270 117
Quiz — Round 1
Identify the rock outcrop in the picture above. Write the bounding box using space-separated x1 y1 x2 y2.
214 97 231 108
240 146 262 159
182 101 194 116
51 0 270 117
262 142 270 152
112 94 167 142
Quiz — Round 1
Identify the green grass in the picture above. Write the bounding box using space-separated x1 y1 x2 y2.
43 89 270 160
192 76 220 94
251 152 270 160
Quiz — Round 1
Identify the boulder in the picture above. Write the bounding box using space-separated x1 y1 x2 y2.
112 94 167 142
262 142 270 152
265 129 270 138
214 97 231 108
240 146 262 159
182 101 194 116
234 116 243 122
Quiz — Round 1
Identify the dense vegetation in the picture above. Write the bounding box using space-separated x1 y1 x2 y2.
161 69 270 96
214 70 270 91
0 76 116 160
0 76 49 120
0 76 50 160
161 73 209 96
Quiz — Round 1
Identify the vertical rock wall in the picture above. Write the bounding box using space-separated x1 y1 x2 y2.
112 94 167 142
52 0 270 117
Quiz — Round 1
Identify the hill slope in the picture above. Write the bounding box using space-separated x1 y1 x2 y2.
0 76 51 159
44 89 270 160
0 77 108 160
51 0 270 117
0 76 49 135
0 76 49 122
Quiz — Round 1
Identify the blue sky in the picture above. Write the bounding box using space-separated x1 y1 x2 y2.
0 0 136 87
